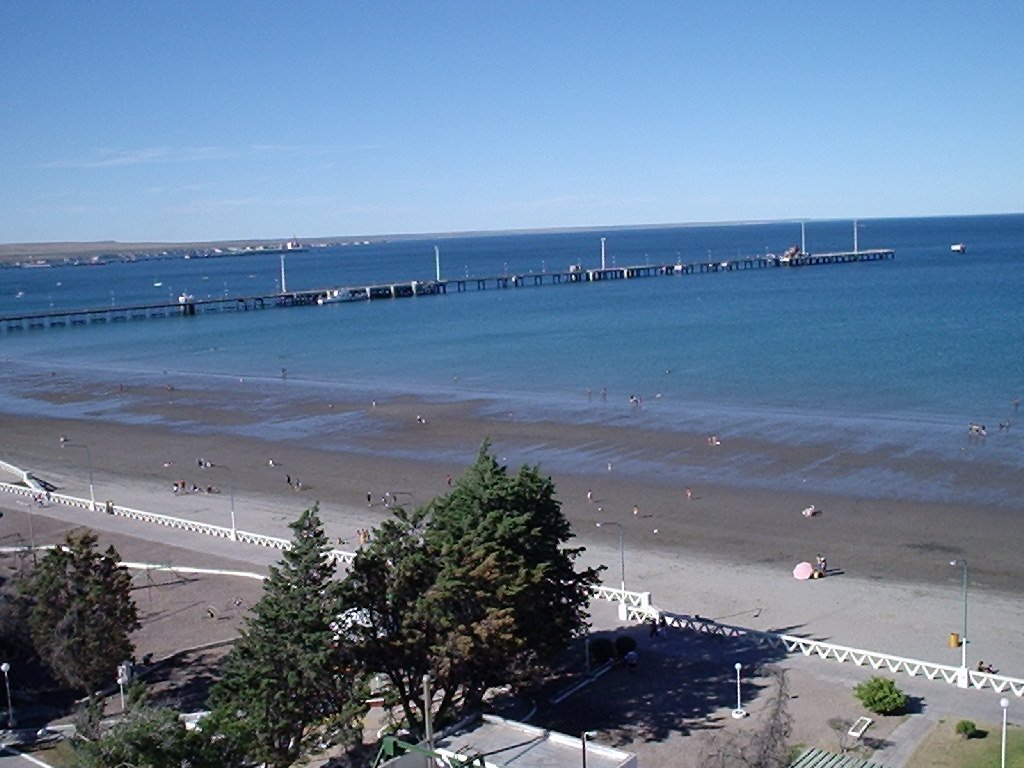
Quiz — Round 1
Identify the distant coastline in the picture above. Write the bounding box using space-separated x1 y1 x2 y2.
3 211 1020 265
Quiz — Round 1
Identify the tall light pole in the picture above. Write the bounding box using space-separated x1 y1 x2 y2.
221 465 236 540
1000 697 1009 768
596 521 626 619
732 662 746 719
581 730 597 768
61 438 95 511
203 463 237 540
1 662 13 728
950 558 968 683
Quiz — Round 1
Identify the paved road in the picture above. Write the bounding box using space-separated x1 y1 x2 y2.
0 745 57 768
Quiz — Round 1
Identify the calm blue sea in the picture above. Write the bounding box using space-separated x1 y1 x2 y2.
2 214 1023 507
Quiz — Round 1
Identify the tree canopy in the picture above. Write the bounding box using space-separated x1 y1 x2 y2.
341 443 601 736
23 531 139 693
207 504 367 768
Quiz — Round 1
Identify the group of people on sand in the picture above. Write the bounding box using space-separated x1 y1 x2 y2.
977 660 999 674
172 481 219 495
355 528 373 546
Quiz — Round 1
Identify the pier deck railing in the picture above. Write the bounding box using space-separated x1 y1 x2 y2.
10 470 1010 700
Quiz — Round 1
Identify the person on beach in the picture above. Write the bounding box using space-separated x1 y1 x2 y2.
367 491 373 507
633 505 640 516
286 474 292 487
587 489 594 503
686 487 692 502
446 474 452 486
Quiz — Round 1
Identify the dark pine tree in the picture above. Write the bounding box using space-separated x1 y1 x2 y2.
207 505 366 768
24 531 139 693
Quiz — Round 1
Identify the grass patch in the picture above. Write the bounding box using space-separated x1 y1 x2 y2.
12 738 76 767
906 720 1024 768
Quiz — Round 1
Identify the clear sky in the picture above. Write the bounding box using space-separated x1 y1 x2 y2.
1 1 1021 243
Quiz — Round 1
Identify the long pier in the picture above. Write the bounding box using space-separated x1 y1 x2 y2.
0 248 894 333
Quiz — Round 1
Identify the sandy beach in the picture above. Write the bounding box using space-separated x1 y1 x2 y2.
3 369 1024 768
2 369 1023 675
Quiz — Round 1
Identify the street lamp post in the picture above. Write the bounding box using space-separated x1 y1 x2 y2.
217 465 237 540
596 521 626 620
732 662 746 719
1000 697 1009 768
1 662 13 728
200 462 236 540
950 558 968 685
61 439 95 511
581 730 597 768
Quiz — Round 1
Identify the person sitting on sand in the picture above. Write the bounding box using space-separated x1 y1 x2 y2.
813 554 828 577
977 660 998 674
802 504 817 517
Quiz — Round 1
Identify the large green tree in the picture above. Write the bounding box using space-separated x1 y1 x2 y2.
341 443 601 736
206 505 366 768
72 704 213 768
23 531 139 693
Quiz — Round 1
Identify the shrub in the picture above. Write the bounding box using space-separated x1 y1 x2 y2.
614 635 638 659
956 720 977 739
588 638 615 665
854 676 907 715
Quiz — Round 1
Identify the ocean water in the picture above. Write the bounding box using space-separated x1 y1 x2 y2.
2 214 1023 507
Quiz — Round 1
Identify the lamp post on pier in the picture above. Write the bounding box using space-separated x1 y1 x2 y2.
60 437 95 511
596 521 626 619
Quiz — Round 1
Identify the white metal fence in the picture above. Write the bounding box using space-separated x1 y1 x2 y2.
0 478 356 565
591 585 1024 698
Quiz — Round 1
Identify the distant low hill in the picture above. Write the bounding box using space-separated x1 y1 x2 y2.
0 239 317 265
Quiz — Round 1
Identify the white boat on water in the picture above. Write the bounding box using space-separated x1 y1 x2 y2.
317 289 345 305
951 243 966 253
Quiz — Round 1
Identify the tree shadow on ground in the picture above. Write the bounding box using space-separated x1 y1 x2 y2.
531 621 794 748
141 649 226 712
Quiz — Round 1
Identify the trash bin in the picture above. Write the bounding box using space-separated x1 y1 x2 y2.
949 632 961 649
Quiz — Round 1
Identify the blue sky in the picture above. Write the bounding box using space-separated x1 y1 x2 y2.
1 1 1021 243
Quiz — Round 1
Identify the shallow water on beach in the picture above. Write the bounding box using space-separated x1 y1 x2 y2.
2 214 1023 509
